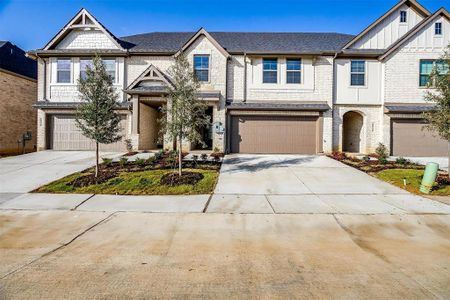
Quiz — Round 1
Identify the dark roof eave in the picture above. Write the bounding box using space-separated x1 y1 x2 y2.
33 101 131 109
29 49 128 57
384 103 436 113
227 101 330 111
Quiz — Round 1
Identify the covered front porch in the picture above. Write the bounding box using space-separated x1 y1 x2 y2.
125 64 223 152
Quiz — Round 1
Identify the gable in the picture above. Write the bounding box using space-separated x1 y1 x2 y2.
125 64 173 94
344 0 430 50
352 3 425 49
44 9 123 50
381 10 450 60
176 28 229 58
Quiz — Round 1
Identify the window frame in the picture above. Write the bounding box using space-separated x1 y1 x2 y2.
400 10 407 23
262 58 278 84
286 58 302 84
56 58 72 84
193 54 210 83
435 22 442 35
349 60 366 87
103 59 117 83
419 59 449 87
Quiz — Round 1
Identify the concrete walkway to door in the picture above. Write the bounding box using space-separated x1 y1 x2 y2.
209 154 450 214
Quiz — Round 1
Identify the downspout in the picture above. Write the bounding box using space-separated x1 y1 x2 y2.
243 52 247 102
331 51 340 153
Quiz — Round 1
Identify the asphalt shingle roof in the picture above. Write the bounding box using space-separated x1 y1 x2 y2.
120 32 354 54
0 42 37 79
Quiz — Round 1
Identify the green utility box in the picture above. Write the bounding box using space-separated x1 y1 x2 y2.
419 162 439 194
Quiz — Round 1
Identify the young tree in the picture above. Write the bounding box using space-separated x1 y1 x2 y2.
160 54 210 176
423 44 450 176
76 56 122 177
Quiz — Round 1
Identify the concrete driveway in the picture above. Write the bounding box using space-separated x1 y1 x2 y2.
209 154 450 214
0 151 120 194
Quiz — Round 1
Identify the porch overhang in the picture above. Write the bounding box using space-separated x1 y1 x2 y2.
226 101 330 112
384 103 436 114
32 100 131 110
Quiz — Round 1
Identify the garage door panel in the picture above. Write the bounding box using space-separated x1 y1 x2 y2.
231 115 318 154
391 119 447 157
50 115 127 151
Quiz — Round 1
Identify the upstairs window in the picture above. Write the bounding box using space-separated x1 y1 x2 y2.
263 58 278 83
435 22 442 35
103 59 117 82
400 10 407 23
79 59 93 81
350 60 365 86
419 60 449 87
56 59 71 83
286 58 301 84
193 55 209 82
80 59 116 82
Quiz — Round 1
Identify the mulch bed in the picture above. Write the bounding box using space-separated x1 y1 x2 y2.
71 169 118 187
160 171 204 186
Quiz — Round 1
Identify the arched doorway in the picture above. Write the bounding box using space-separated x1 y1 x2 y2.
343 111 363 153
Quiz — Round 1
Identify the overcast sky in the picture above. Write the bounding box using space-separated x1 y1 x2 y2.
0 0 447 50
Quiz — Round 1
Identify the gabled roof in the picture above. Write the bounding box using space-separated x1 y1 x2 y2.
43 8 126 50
380 7 450 60
175 28 230 58
124 64 173 95
120 32 354 55
343 0 431 49
0 41 37 79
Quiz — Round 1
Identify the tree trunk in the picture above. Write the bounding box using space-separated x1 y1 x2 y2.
95 142 99 178
178 135 182 177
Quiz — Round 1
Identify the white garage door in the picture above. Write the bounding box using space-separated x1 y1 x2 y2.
49 115 127 151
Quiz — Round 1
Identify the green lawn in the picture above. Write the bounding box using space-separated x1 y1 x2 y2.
35 168 219 195
374 169 449 196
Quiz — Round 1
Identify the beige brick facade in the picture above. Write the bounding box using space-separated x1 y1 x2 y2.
0 70 37 154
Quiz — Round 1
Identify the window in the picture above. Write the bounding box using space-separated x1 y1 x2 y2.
419 60 449 87
193 55 209 82
79 59 93 81
56 59 71 83
263 58 278 83
286 58 301 84
350 60 365 86
400 10 407 23
103 59 116 82
435 22 442 35
80 59 116 82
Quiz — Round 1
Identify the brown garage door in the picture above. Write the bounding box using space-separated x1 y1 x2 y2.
49 115 127 151
391 119 447 156
230 115 319 154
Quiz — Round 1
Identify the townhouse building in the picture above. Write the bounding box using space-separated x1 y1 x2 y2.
28 0 449 156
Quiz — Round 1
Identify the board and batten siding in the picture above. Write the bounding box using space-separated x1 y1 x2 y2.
335 59 382 105
384 16 450 103
352 4 425 49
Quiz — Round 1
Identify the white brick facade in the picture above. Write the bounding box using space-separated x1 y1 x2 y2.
34 3 449 155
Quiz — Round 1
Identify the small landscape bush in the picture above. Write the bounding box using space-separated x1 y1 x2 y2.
102 158 112 165
119 157 128 166
362 155 370 162
124 139 133 152
375 143 389 159
378 157 388 165
395 157 409 165
135 158 146 165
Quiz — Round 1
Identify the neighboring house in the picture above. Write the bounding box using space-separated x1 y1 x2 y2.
28 0 449 156
0 41 37 155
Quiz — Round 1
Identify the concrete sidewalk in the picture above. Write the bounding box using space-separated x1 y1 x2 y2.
1 211 449 298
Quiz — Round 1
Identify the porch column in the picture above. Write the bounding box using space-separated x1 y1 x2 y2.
131 95 140 150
